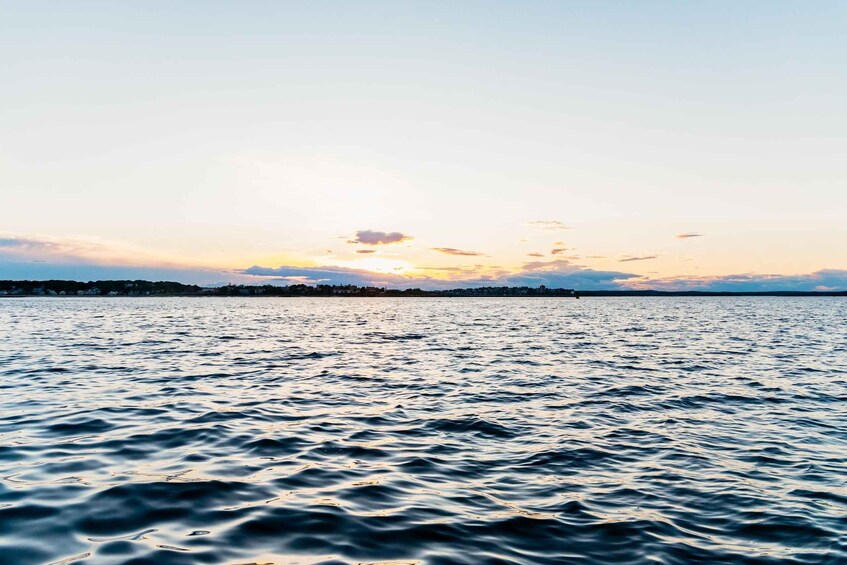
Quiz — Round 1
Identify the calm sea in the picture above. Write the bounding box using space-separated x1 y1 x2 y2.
1 297 845 564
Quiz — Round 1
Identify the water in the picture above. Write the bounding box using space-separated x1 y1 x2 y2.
1 297 846 564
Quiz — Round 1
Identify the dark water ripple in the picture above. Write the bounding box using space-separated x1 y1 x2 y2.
1 297 846 564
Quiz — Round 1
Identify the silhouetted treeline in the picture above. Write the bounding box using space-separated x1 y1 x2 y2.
0 281 576 297
0 280 203 296
0 280 844 297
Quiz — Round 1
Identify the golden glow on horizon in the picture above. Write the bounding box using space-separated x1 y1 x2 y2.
332 257 416 275
8 229 843 286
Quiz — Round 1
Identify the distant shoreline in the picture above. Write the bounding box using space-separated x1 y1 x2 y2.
1 280 844 298
3 294 845 298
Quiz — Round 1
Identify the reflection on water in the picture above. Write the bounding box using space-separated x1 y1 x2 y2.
0 297 845 564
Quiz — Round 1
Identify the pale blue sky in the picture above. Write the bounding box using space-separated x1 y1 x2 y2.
2 1 846 289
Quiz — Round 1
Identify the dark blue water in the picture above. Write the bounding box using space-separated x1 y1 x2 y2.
1 297 846 564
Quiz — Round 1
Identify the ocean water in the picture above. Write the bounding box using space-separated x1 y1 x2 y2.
1 297 846 565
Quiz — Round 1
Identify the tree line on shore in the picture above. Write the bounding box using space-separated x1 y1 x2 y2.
1 280 843 297
0 280 577 297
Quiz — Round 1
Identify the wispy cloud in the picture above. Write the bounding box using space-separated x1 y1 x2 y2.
431 247 485 256
348 230 413 245
0 236 110 263
0 235 179 268
527 220 572 232
676 233 704 239
620 256 657 262
527 253 544 257
0 234 253 286
356 249 377 254
551 248 568 255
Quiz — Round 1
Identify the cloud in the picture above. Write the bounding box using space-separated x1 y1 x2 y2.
527 220 572 232
527 253 544 257
551 248 568 255
349 230 412 245
620 256 657 262
503 258 639 289
629 269 847 292
0 236 110 263
0 235 184 268
522 258 569 271
431 247 485 257
676 233 704 239
0 237 57 252
0 234 275 286
356 249 377 254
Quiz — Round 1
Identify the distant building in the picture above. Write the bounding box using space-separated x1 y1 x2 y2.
333 286 358 295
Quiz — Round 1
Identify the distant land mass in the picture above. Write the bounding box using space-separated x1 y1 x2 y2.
1 280 844 297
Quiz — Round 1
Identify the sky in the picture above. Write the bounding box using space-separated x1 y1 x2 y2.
2 1 846 290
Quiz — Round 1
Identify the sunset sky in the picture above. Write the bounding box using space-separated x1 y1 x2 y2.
2 2 846 290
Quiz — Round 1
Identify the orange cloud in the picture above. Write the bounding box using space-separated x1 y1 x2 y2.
432 247 485 256
620 256 657 262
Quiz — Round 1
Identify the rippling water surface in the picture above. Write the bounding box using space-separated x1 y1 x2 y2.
1 297 846 564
